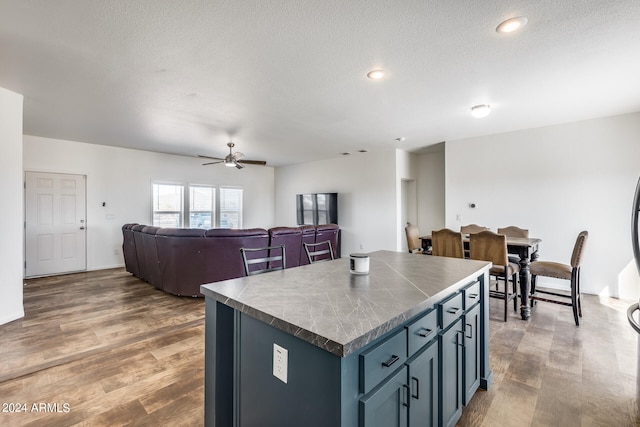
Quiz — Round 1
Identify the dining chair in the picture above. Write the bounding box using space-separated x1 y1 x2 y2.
530 230 588 326
497 226 529 238
405 223 424 254
498 226 530 264
304 240 334 263
240 244 286 276
469 230 520 322
431 228 464 258
460 224 490 235
460 224 489 258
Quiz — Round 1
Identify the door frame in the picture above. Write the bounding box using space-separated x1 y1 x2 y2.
401 178 418 252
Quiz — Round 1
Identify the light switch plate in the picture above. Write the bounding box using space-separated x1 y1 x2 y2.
273 343 288 384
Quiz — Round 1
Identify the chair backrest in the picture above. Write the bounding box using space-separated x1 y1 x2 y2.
315 224 339 259
460 224 490 235
431 228 464 258
405 223 422 253
497 226 529 238
570 231 589 268
469 230 508 267
299 225 317 265
304 240 334 264
240 245 286 276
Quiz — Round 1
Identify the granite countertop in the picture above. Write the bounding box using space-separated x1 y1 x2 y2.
201 250 490 357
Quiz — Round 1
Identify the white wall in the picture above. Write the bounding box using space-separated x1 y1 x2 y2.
274 150 398 256
416 149 446 235
17 113 640 300
445 112 640 297
23 135 275 271
0 87 24 325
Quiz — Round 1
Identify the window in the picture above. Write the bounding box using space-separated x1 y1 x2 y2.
152 183 241 229
219 187 243 229
189 186 215 229
153 183 183 227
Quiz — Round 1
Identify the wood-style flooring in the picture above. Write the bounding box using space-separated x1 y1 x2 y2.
0 268 639 426
0 269 205 427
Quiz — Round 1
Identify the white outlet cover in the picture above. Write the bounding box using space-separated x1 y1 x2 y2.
273 343 288 384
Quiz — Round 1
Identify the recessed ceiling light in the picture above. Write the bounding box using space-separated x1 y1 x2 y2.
358 149 368 153
471 104 491 118
367 70 385 80
496 16 528 33
341 152 351 156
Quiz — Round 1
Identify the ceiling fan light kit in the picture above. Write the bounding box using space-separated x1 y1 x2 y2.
198 142 267 170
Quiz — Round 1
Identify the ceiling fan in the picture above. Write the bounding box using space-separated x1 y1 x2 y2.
198 142 267 169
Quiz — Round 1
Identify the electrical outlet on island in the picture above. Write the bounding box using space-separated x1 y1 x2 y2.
273 343 288 383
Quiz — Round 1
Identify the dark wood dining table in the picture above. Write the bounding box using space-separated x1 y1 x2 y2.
420 234 541 320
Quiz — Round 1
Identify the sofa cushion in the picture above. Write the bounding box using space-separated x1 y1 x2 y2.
121 223 140 276
203 228 270 282
141 226 163 290
157 228 207 238
269 227 303 269
132 224 148 280
155 227 208 296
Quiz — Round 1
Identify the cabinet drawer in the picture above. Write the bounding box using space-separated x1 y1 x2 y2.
462 281 480 309
439 292 463 330
360 329 408 394
406 308 438 357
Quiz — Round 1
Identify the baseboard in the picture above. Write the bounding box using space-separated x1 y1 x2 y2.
87 263 125 271
0 309 25 326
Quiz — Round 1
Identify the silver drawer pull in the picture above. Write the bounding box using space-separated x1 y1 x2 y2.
469 293 479 299
411 376 420 400
446 307 461 315
417 327 434 338
403 384 411 408
382 354 400 368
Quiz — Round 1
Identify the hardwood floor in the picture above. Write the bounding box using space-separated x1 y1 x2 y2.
461 290 640 426
0 269 205 427
0 268 639 426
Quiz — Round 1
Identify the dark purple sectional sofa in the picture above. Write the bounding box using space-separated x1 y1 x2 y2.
121 223 340 297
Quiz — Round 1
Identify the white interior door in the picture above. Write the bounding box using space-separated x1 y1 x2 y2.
25 172 87 277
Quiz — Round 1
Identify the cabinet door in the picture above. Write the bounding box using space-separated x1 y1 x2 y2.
439 318 463 427
408 340 438 427
463 303 481 405
360 366 408 427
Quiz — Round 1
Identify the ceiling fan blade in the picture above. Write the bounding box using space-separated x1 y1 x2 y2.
235 162 244 169
202 161 224 166
237 159 267 166
233 151 245 160
197 154 224 161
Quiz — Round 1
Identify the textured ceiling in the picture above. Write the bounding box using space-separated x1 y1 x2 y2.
1 0 640 167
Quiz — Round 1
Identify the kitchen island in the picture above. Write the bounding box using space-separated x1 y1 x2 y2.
201 250 492 427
